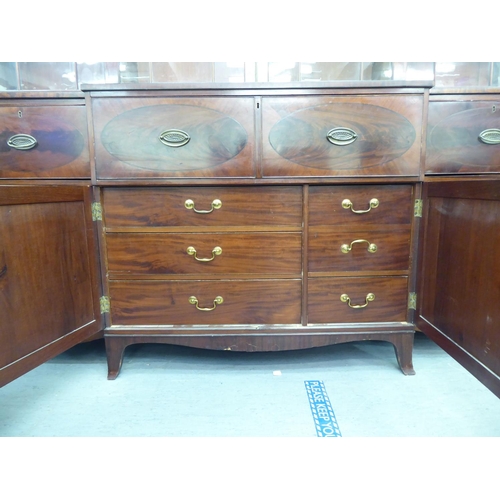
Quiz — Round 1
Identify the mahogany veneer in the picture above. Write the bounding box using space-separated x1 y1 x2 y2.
2 82 499 399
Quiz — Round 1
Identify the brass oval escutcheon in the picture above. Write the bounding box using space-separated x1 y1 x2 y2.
159 129 191 148
7 133 38 150
327 127 358 146
478 128 500 145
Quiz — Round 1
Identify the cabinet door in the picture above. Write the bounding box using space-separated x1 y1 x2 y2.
0 185 103 387
416 180 500 397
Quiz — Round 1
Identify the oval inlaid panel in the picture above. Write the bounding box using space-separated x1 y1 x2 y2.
429 107 500 167
0 107 87 173
100 104 248 172
268 103 416 170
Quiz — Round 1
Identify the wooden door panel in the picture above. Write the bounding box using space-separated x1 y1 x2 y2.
0 185 102 387
417 180 500 397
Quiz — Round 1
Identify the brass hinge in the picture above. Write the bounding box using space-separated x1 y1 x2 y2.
100 296 110 314
408 292 417 310
414 199 423 218
92 202 102 221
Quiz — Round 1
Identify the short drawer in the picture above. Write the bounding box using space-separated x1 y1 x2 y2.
308 227 411 272
102 186 303 228
309 185 413 226
308 276 409 323
0 104 90 178
262 95 422 177
91 96 255 179
426 99 500 174
108 279 302 325
106 232 302 276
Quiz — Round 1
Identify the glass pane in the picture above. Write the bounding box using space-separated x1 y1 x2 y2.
214 62 246 82
18 62 77 90
0 62 18 90
77 62 126 86
300 62 362 81
362 62 395 80
268 62 300 82
118 62 150 83
491 63 500 86
434 62 491 87
151 63 214 82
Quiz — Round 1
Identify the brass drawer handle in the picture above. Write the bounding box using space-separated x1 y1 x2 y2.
7 133 38 150
189 295 224 311
159 129 190 147
478 128 500 145
185 199 222 214
342 198 379 214
186 246 222 262
327 127 358 146
340 293 375 309
341 240 377 254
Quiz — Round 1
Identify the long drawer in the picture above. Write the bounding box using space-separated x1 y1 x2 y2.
262 95 423 177
308 276 409 323
108 279 302 325
0 103 90 178
106 232 302 276
102 186 303 228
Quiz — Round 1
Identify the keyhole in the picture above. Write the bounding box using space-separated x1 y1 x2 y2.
18 110 22 118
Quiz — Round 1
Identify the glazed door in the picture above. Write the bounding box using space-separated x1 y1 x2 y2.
416 180 500 398
0 185 103 387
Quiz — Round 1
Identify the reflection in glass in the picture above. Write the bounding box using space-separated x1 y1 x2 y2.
268 62 300 82
492 63 500 87
5 62 500 90
300 62 362 81
0 62 17 90
77 62 124 85
435 62 491 87
118 62 150 83
214 62 246 83
18 62 77 90
363 62 394 80
152 62 214 82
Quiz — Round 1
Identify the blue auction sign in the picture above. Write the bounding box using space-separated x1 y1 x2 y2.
304 380 342 437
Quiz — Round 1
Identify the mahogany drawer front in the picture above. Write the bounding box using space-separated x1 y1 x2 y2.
102 186 303 228
91 97 255 179
308 227 411 272
0 104 90 178
108 279 302 325
426 100 500 174
106 232 302 276
261 95 423 177
308 276 409 323
308 185 413 226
